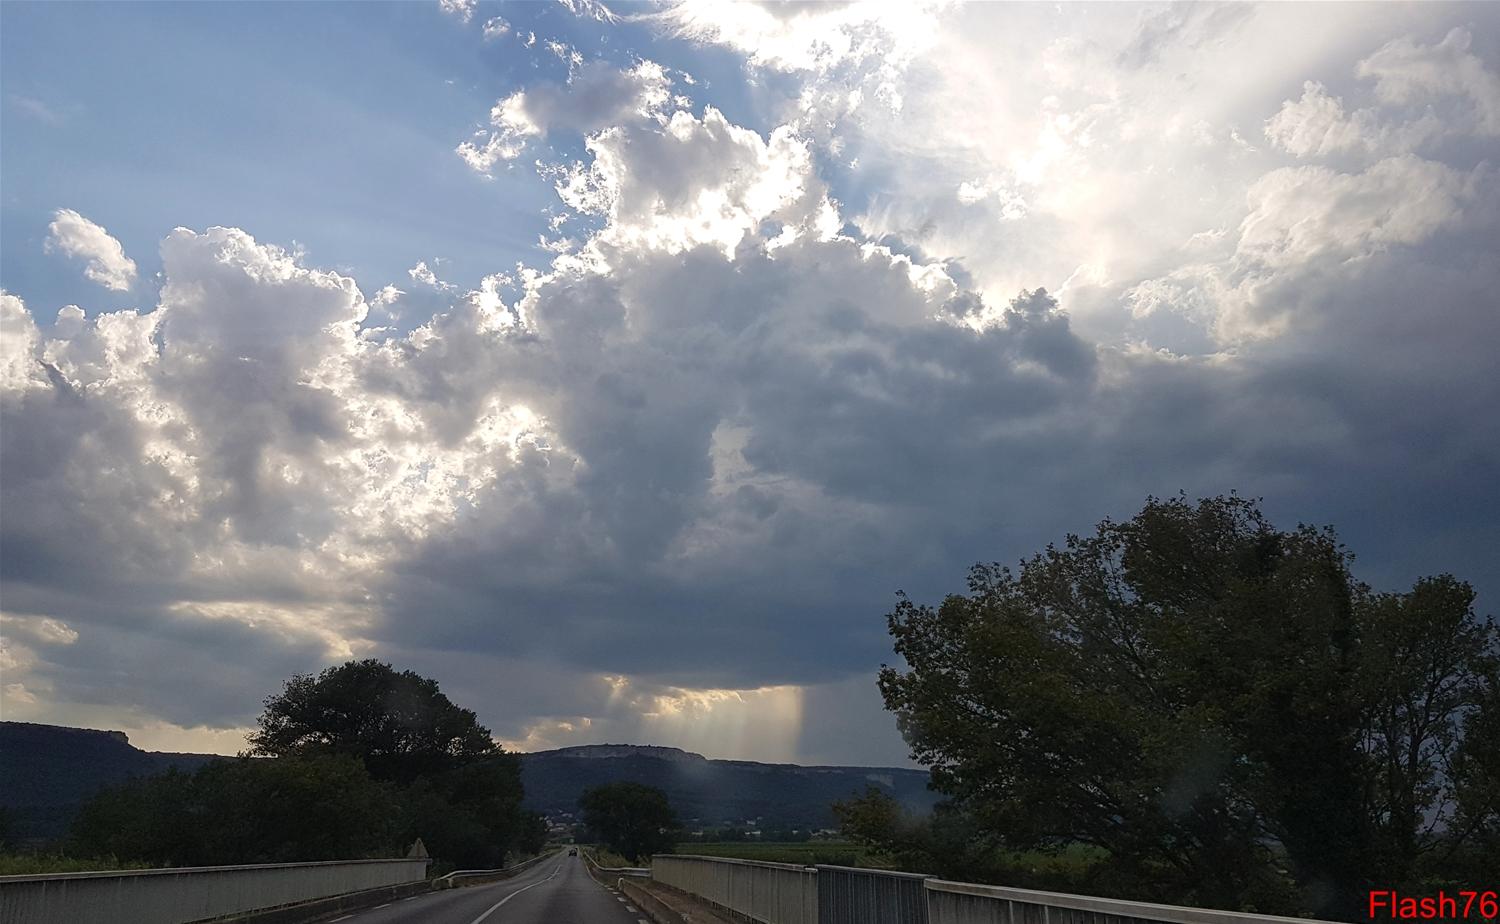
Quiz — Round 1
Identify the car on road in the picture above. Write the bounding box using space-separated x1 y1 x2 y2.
568 847 578 856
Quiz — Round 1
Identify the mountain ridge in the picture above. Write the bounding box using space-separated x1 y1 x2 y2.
533 742 921 773
0 721 222 843
0 722 936 843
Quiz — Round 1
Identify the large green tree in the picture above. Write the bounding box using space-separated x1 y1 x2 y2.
247 659 534 868
1358 576 1498 885
396 754 528 869
68 661 535 870
247 659 499 784
578 782 679 863
877 494 1496 918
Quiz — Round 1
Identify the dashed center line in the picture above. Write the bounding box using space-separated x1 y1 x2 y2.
466 861 563 924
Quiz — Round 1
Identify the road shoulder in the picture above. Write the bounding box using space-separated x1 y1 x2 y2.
619 878 736 924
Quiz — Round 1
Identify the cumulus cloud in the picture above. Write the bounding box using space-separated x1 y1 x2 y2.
1128 154 1490 341
660 0 939 76
558 0 618 25
1 292 45 391
4 6 1499 764
552 106 837 256
438 0 475 24
481 16 510 41
457 61 671 173
1265 29 1500 160
1265 82 1382 158
45 209 138 291
408 259 457 292
1358 27 1500 136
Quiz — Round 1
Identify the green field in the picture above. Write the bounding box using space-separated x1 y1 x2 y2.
0 853 154 875
673 841 883 868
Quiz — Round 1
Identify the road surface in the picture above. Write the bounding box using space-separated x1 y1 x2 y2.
335 851 648 924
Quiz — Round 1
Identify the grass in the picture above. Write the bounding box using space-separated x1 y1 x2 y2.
0 852 156 876
585 845 634 868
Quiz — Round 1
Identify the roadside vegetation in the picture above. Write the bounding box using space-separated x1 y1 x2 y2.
578 781 679 863
63 660 547 871
583 845 633 869
843 493 1499 920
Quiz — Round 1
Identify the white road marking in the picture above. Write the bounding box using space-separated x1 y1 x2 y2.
466 861 563 924
625 905 637 912
330 917 354 923
374 904 390 909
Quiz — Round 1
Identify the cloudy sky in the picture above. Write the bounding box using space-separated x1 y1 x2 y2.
2 1 1497 767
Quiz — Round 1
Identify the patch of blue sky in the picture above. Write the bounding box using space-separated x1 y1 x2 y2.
1 2 549 329
2 0 818 334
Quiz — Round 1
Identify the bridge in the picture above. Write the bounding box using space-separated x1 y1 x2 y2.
0 847 1347 924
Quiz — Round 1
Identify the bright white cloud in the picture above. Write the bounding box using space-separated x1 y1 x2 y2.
1128 153 1487 341
1358 27 1500 135
552 106 836 257
438 0 475 24
660 0 940 76
558 0 618 25
1265 82 1380 158
1 292 46 391
1238 156 1477 270
457 61 672 172
45 209 138 291
482 16 511 41
408 259 457 291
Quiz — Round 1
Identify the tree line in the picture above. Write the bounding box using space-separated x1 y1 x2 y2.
64 658 685 871
838 494 1498 920
70 660 548 869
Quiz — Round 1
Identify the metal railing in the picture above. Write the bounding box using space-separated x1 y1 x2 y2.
924 880 1346 924
653 854 818 924
651 855 1354 924
582 847 650 879
818 864 930 924
435 849 559 887
0 857 430 924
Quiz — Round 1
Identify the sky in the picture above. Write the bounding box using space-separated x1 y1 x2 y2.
2 0 1498 768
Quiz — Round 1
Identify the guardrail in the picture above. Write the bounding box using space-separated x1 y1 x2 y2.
653 854 817 924
435 849 558 888
0 857 429 924
651 856 1353 924
924 880 1345 924
581 847 649 879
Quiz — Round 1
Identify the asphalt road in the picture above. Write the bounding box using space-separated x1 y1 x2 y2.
335 852 648 924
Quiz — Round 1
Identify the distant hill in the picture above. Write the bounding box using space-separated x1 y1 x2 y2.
518 744 936 830
0 721 222 844
0 724 935 845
